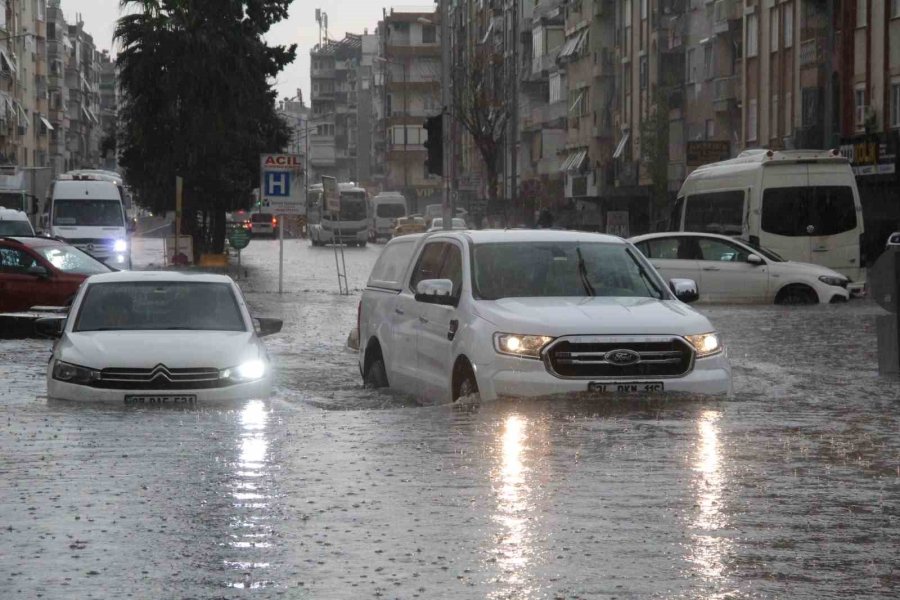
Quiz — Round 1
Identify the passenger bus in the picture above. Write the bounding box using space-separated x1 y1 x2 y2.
669 149 865 291
308 182 369 247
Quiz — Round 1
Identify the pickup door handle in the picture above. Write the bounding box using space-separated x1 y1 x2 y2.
702 267 720 271
394 308 404 315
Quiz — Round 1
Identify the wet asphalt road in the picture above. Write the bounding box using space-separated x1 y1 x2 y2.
1 238 899 599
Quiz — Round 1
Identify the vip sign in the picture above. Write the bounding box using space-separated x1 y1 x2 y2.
260 153 304 214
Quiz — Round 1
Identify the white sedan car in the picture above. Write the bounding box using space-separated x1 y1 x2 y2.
41 271 281 404
629 232 851 304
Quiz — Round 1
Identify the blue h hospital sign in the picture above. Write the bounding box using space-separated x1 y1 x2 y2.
264 171 291 197
259 153 303 214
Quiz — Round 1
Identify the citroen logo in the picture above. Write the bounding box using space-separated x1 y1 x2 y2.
604 349 641 366
149 364 174 382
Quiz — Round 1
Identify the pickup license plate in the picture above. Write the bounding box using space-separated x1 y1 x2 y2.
588 382 664 393
124 395 197 405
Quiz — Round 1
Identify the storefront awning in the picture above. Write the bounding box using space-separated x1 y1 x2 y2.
612 132 630 160
559 149 588 173
39 116 54 131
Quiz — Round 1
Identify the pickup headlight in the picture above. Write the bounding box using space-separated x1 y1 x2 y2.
114 239 128 253
818 275 848 288
52 361 100 385
684 333 723 358
220 359 266 382
493 333 554 359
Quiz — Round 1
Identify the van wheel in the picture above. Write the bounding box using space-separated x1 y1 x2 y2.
453 360 479 402
364 357 389 389
775 284 819 305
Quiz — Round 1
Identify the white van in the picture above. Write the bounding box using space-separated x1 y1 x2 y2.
0 207 35 236
368 192 407 242
42 178 132 269
670 149 865 290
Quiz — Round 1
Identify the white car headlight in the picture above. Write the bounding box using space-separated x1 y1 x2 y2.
114 239 128 253
493 333 554 359
52 361 100 385
818 275 847 288
220 360 266 382
684 333 723 358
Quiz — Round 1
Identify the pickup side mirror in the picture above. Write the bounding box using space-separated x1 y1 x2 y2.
747 253 764 266
254 317 283 337
26 264 50 278
415 279 456 306
34 316 66 338
669 278 699 304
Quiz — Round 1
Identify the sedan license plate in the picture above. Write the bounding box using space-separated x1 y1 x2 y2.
124 395 197 405
588 382 664 393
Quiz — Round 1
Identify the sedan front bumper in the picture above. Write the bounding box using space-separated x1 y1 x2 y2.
473 353 732 401
47 376 273 403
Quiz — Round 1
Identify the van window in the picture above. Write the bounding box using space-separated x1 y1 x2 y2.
669 197 684 230
367 239 417 290
376 204 406 218
761 187 857 237
683 191 744 235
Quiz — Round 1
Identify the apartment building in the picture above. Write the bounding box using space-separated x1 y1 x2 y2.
378 7 441 213
98 50 117 170
65 19 101 169
309 33 362 183
46 0 69 176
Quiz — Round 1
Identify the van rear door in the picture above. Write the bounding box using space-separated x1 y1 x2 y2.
759 165 812 263
806 164 863 281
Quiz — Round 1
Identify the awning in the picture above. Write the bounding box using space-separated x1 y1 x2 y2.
612 132 630 160
15 101 27 129
558 30 586 60
559 149 588 173
39 116 54 131
0 48 16 75
81 106 91 122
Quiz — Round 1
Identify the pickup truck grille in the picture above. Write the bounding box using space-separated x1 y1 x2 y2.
91 366 225 390
544 336 694 379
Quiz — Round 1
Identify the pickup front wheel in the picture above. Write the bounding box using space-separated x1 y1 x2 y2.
453 360 479 402
364 357 389 389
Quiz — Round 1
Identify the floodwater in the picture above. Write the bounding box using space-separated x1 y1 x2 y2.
1 238 898 599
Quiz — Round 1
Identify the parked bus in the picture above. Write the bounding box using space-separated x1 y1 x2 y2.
309 183 369 247
670 149 865 291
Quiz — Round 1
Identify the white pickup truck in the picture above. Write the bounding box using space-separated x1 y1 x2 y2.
357 229 732 403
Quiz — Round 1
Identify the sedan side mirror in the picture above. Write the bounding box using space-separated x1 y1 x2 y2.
34 316 66 338
26 264 50 279
254 317 283 337
415 279 456 306
669 278 699 304
747 254 764 266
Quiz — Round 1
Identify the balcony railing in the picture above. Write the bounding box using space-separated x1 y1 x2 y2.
713 75 738 112
713 0 740 33
799 39 821 67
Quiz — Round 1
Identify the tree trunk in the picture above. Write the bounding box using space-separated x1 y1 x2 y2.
211 209 226 254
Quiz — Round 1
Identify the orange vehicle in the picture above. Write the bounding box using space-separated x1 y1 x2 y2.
392 215 426 238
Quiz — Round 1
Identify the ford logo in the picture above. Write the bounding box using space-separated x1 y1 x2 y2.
87 244 95 251
605 349 641 366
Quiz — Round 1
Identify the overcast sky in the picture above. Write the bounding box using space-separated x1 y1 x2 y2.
62 1 431 104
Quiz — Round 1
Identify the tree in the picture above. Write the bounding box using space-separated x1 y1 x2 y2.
639 87 672 232
450 44 510 225
115 0 296 254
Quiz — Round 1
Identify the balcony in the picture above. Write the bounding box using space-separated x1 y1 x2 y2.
592 48 615 78
311 67 335 79
799 39 822 68
713 0 741 34
712 75 738 112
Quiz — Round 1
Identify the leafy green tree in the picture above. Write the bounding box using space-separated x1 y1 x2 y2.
115 0 295 253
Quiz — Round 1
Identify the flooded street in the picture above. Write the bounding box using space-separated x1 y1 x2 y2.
2 239 899 599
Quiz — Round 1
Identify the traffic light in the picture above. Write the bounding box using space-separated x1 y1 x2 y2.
424 113 443 177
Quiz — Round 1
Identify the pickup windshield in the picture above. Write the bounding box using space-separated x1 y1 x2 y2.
473 242 665 300
53 199 124 227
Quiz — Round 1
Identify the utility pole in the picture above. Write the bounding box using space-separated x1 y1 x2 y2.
510 0 520 226
823 0 835 148
441 0 452 229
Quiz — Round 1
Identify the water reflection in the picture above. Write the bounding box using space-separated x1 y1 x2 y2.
689 410 733 595
489 414 535 598
225 400 273 588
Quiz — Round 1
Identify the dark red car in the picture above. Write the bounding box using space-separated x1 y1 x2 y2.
0 236 112 313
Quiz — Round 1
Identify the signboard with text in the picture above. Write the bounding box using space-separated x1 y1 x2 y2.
259 153 303 214
686 141 731 167
839 133 899 178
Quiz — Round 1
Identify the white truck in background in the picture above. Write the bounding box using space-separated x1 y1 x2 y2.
0 166 52 228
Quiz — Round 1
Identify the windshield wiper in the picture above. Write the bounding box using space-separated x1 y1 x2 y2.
625 248 665 299
575 247 596 297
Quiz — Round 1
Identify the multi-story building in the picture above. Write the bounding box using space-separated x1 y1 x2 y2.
46 0 69 176
378 7 441 213
65 19 101 169
309 33 362 183
98 50 117 170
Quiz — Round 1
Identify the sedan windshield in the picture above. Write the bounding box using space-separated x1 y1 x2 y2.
75 281 246 332
36 245 111 275
473 242 665 300
0 221 34 236
53 200 124 227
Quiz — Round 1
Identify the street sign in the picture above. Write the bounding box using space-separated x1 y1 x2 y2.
228 227 251 250
322 175 339 214
260 153 303 215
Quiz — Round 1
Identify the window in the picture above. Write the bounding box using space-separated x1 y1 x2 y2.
855 85 866 130
857 0 867 26
386 94 392 116
748 99 758 142
368 239 417 290
770 8 779 53
533 27 544 59
892 82 900 128
684 191 745 235
549 72 563 103
638 237 693 260
893 0 900 18
641 0 648 20
785 91 792 134
410 242 462 300
697 238 750 262
686 47 696 83
705 119 715 139
639 56 648 90
771 94 779 137
0 247 35 273
746 13 759 57
625 0 632 27
703 43 713 80
784 3 793 48
761 187 857 237
422 25 436 44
